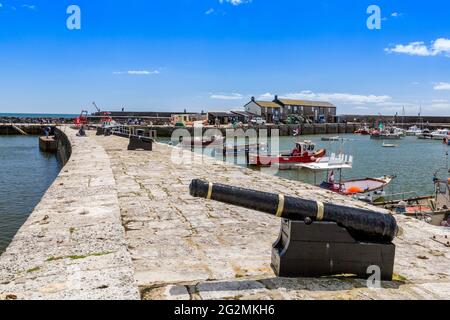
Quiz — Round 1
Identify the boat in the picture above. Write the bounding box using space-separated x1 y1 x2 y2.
405 125 423 136
354 126 370 135
321 136 341 141
320 176 394 203
417 129 433 139
249 140 326 169
299 155 393 204
375 177 450 227
382 142 399 148
392 127 406 137
370 129 402 140
431 129 450 140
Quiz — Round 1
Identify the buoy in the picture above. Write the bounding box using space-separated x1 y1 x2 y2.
347 186 364 194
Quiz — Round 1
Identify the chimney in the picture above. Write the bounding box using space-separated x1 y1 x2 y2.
274 95 278 101
251 96 255 102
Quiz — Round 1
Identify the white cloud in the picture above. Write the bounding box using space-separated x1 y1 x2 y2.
219 0 251 6
257 90 392 105
433 82 450 91
113 70 160 75
281 90 392 105
257 92 275 100
385 42 432 56
210 93 244 100
385 38 450 57
427 102 450 111
22 4 36 10
205 8 215 15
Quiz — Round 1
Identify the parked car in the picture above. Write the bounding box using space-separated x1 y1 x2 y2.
250 117 266 125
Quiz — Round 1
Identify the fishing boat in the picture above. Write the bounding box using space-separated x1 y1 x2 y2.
375 177 450 227
370 129 402 140
320 176 394 203
249 140 326 169
299 155 393 204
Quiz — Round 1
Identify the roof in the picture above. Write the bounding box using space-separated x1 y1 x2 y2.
208 111 232 117
276 98 336 108
230 110 257 117
254 101 281 109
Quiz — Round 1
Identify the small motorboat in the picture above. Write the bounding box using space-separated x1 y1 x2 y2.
321 136 341 141
382 142 399 148
320 176 395 203
249 140 326 169
431 129 450 140
405 126 423 136
417 129 433 139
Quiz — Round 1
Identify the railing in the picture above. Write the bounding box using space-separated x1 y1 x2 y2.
110 125 157 140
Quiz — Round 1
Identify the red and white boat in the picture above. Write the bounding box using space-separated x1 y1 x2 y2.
354 126 370 135
320 175 394 203
249 140 326 169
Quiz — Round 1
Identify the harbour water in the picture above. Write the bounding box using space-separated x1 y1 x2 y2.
0 136 62 253
275 134 449 199
167 133 449 200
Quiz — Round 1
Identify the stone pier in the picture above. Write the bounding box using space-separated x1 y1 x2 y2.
0 127 449 300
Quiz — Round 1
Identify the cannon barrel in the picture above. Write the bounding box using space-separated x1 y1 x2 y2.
190 179 398 242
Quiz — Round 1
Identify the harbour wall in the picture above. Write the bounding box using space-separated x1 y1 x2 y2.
0 127 139 300
0 124 52 135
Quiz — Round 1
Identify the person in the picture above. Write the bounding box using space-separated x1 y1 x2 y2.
76 125 86 137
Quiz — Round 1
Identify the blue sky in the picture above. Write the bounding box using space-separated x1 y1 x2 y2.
0 0 450 115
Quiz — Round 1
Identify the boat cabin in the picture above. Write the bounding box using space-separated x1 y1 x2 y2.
293 140 316 155
435 179 450 211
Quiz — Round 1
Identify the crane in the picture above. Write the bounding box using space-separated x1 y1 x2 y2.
93 101 101 113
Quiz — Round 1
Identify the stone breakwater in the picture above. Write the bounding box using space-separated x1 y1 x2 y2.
0 127 449 300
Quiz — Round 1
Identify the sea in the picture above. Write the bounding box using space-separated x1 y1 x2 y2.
0 136 62 253
163 133 450 199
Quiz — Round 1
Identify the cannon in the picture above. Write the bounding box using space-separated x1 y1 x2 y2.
190 179 397 280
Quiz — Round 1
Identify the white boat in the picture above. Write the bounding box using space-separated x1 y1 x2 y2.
405 126 423 136
382 143 399 148
431 129 450 140
392 127 406 137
